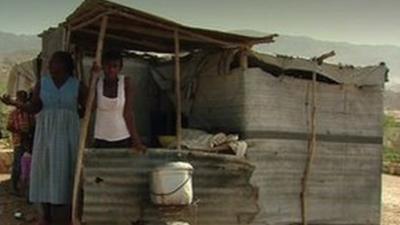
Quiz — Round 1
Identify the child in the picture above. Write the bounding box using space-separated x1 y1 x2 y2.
19 123 34 200
6 90 35 195
92 50 145 152
19 90 35 196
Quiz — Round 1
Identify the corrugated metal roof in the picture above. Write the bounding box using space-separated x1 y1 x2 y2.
63 0 277 53
83 148 259 225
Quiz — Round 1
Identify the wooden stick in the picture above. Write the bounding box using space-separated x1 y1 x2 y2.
106 23 200 43
312 50 336 65
174 30 182 151
66 6 105 26
106 24 276 48
239 47 249 69
301 51 336 225
247 33 279 45
71 15 108 225
75 48 84 81
301 70 316 225
94 18 108 63
64 26 71 51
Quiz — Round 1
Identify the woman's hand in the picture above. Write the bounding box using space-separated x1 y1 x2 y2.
0 94 17 106
90 62 102 76
132 143 147 155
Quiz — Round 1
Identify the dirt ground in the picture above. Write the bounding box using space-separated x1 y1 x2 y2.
381 174 400 225
0 174 36 225
0 174 399 225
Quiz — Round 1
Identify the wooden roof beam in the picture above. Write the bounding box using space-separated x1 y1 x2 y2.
66 7 105 27
105 23 210 44
112 10 238 48
247 34 279 45
79 28 172 52
70 11 113 31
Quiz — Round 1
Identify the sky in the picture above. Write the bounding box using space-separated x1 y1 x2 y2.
0 0 399 46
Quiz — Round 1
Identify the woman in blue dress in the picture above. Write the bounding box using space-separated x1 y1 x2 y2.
1 51 87 225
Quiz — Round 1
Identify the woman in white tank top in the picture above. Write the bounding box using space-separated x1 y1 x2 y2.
92 50 145 153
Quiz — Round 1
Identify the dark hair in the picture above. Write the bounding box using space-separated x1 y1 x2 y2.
49 51 74 75
102 50 123 67
16 90 28 102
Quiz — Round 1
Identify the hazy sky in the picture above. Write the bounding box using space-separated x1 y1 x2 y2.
0 0 399 46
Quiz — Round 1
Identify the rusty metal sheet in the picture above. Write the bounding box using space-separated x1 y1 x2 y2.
83 148 258 225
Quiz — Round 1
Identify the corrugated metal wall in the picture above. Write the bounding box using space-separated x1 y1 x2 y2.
188 65 383 225
247 139 381 225
83 149 258 225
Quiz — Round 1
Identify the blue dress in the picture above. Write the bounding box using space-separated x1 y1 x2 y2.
29 75 80 204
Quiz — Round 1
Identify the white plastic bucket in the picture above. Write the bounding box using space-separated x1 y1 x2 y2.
151 162 193 205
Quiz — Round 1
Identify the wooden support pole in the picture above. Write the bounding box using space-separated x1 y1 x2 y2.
239 47 249 69
301 70 316 225
79 28 171 52
71 15 108 225
174 30 182 151
67 7 105 27
75 48 84 82
247 33 279 45
64 26 72 51
301 50 335 225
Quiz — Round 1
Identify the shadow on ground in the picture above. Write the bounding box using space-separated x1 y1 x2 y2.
0 175 37 225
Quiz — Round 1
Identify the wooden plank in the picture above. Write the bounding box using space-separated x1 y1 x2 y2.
174 30 182 151
72 15 109 225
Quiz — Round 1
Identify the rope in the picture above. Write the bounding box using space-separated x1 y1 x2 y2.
151 173 192 197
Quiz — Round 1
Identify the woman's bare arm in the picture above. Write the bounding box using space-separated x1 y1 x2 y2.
123 77 146 152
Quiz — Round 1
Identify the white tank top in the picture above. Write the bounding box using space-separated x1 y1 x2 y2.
94 75 131 141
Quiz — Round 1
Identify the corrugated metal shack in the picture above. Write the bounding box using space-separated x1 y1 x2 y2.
39 0 388 225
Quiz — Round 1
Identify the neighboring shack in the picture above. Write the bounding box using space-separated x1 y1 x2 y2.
37 0 388 225
6 59 39 97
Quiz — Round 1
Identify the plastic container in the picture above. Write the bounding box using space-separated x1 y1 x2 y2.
158 135 176 148
151 162 193 205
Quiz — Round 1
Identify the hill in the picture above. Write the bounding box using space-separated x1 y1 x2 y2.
0 31 40 85
0 31 40 54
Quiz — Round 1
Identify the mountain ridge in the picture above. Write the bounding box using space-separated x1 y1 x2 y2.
233 29 400 87
0 31 40 54
1 29 400 109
